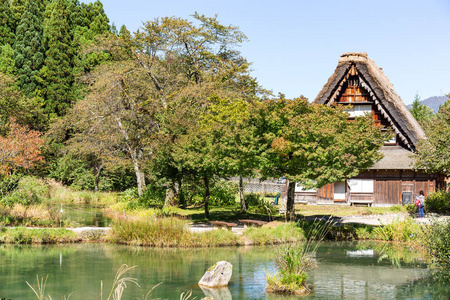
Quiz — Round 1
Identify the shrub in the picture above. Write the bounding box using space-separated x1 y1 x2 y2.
244 193 277 214
425 191 450 214
404 204 417 216
0 177 50 206
423 218 450 269
138 185 166 208
372 217 423 242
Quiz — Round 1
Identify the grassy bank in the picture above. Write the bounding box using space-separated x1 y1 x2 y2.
108 218 305 247
0 227 79 244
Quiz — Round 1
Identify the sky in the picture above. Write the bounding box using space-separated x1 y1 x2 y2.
101 0 450 105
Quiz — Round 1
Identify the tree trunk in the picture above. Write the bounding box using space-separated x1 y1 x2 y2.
287 181 296 221
239 176 246 213
94 165 103 192
204 176 210 219
178 178 185 208
133 158 146 196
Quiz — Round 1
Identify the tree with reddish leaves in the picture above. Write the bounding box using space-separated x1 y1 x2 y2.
0 118 44 176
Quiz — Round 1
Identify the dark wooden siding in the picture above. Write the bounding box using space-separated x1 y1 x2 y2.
318 183 333 200
375 179 402 205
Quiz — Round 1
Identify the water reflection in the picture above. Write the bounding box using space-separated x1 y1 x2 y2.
0 242 445 300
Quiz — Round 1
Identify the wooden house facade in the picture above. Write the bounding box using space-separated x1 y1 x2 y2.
293 52 445 206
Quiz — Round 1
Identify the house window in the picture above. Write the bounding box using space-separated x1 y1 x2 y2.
347 105 372 117
348 179 374 193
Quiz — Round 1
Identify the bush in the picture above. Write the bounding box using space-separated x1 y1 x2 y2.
423 218 450 269
425 191 450 214
180 179 238 207
244 193 277 214
0 177 50 207
404 204 417 216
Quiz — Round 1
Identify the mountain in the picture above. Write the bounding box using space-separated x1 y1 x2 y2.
407 96 448 113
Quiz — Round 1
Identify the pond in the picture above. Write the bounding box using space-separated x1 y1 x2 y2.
61 204 112 227
0 242 447 299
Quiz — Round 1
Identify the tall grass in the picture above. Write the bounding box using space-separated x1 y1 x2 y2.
266 219 333 295
244 222 305 245
0 227 79 244
372 217 424 242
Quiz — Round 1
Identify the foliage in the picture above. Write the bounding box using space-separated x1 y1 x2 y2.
425 190 450 214
0 176 49 206
243 193 277 215
415 98 450 173
372 217 423 242
409 93 435 126
422 218 450 269
404 203 418 215
13 0 45 97
0 44 16 75
0 118 44 176
266 220 331 295
244 222 305 245
0 227 78 244
0 0 15 45
40 0 75 117
252 97 389 220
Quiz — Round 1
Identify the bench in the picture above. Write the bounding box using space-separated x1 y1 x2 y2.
238 219 268 228
349 200 373 207
209 221 237 230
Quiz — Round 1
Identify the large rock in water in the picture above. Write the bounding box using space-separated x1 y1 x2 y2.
198 261 233 287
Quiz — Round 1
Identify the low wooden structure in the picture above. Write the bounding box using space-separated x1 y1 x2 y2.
289 53 445 206
209 221 237 230
238 219 268 227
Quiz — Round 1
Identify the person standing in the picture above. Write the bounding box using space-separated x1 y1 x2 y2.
418 190 425 218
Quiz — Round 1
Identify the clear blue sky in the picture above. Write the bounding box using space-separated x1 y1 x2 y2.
102 0 450 104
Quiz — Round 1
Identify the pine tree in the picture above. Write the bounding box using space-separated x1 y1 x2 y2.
0 0 15 45
40 0 74 117
13 0 45 97
82 0 109 34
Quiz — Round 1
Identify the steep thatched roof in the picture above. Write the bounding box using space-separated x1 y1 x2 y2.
314 52 425 151
369 146 415 170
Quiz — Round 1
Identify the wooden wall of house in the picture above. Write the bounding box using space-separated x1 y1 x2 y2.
294 170 442 205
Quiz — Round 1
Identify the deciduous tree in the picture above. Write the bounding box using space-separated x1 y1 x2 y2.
415 97 450 174
0 118 44 176
252 97 389 220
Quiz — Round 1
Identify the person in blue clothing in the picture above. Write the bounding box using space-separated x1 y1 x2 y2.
418 190 425 218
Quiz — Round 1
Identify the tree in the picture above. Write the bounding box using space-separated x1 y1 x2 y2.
0 0 15 45
415 96 450 174
0 44 16 75
0 118 44 176
40 0 75 117
13 0 45 97
199 96 262 213
252 97 389 220
409 93 434 126
65 14 255 197
0 72 44 132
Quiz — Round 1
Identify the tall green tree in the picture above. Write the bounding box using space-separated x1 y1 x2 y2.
252 97 389 220
0 0 15 45
415 97 450 174
409 93 434 126
66 14 255 197
0 44 16 75
40 0 74 117
13 0 45 97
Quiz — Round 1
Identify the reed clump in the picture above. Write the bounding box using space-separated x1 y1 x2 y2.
266 219 332 295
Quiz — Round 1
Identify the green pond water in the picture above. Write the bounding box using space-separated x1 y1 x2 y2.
0 241 447 299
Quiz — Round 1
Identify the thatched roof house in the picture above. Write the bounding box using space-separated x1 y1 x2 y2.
314 52 424 151
292 52 445 206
